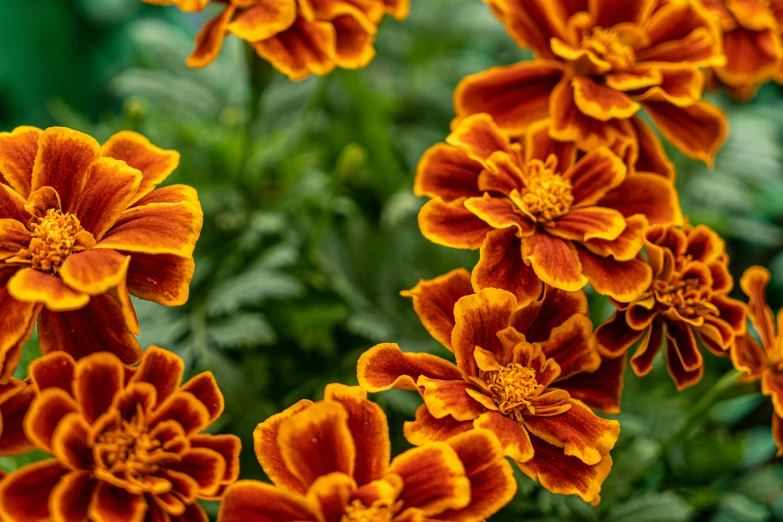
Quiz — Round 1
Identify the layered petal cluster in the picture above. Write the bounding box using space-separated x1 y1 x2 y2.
0 379 36 457
456 0 728 165
701 0 783 101
219 384 515 522
0 126 202 382
417 113 682 307
359 275 622 503
597 224 746 390
0 347 240 522
730 267 783 455
155 0 408 79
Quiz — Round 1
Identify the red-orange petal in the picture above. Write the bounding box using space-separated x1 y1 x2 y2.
50 470 95 522
473 410 534 463
24 386 79 451
357 342 462 392
0 183 30 222
522 232 588 291
227 0 296 41
550 79 627 151
403 405 473 446
72 352 124 424
218 480 317 522
418 197 494 250
253 19 336 81
571 76 641 122
557 354 626 414
418 376 486 421
0 287 39 382
599 172 682 226
414 143 483 200
186 6 236 69
7 269 90 312
51 412 93 470
548 207 627 242
0 126 41 197
190 434 242 485
541 314 600 380
524 118 577 170
563 146 627 207
446 113 511 163
0 460 69 522
740 266 777 350
0 381 36 456
596 311 645 357
181 372 224 424
59 250 131 297
118 251 195 307
169 447 226 496
577 248 652 302
510 285 588 342
88 482 146 522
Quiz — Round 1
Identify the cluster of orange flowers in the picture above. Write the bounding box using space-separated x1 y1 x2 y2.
1 0 783 519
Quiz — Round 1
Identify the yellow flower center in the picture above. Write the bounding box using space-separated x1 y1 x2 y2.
485 363 544 422
582 27 636 71
341 500 395 522
651 260 717 318
518 163 574 222
27 209 85 273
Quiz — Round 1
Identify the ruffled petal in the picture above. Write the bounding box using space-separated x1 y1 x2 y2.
548 207 627 242
454 61 565 136
59 250 131 296
0 381 36 455
731 334 768 381
51 412 93 470
186 5 236 68
571 76 641 122
128 345 184 408
473 411 534 463
0 286 39 382
253 399 313 494
762 371 783 418
0 460 69 522
218 480 318 522
523 399 619 465
562 146 627 207
387 443 471 515
633 65 705 107
50 470 95 522
0 183 30 222
115 251 194 307
253 19 336 81
418 376 486 421
168 447 225 496
414 144 482 200
330 11 378 70
665 331 704 391
464 196 534 234
510 285 588 342
629 319 665 377
557 353 625 414
7 268 90 312
517 436 612 503
596 311 645 357
541 314 600 380
522 232 588 291
305 472 354 522
323 384 389 485
472 227 543 308
29 351 75 394
740 266 777 350
0 126 41 197
357 342 462 392
403 405 473 446
446 113 511 163
577 248 652 302
717 28 782 86
591 0 656 26
580 214 647 262
190 434 242 486
400 268 473 351
626 116 676 179
277 401 356 489
72 352 124 424
418 197 494 250
599 172 682 226
550 79 627 151
227 0 296 41
88 482 146 522
639 1 723 66
524 118 577 169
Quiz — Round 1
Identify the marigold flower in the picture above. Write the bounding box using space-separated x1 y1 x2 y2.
0 379 36 456
456 0 728 165
0 126 202 382
218 384 516 522
417 113 682 306
597 223 746 390
150 0 409 80
730 266 783 455
359 277 622 503
701 0 783 101
0 346 240 522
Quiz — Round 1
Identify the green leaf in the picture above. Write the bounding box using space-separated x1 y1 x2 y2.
207 313 277 348
206 268 305 317
606 492 691 522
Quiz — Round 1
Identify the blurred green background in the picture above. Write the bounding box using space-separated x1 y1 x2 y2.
4 0 783 520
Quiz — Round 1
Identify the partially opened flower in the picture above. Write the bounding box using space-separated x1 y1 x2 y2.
417 113 682 306
701 0 783 101
0 126 202 382
158 0 409 80
730 266 783 455
0 346 240 522
597 223 746 390
456 0 727 165
218 384 516 522
359 282 621 503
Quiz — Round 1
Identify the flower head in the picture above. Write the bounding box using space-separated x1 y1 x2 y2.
416 113 682 307
218 384 516 522
0 347 240 522
730 266 783 455
156 0 408 80
597 223 747 390
0 126 202 382
455 0 728 165
359 271 623 503
701 0 783 101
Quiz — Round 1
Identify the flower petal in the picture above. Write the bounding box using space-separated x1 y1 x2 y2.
591 0 656 27
190 434 242 486
665 331 704 391
186 5 236 68
731 334 768 381
51 412 93 470
181 371 224 425
473 411 534 463
387 442 471 516
522 232 588 291
277 401 356 489
148 391 211 436
0 183 30 222
0 286 38 382
0 381 36 455
59 250 130 297
642 99 727 167
599 172 682 226
625 116 675 179
305 472 354 522
774 413 783 458
414 144 483 200
0 460 69 522
577 248 651 302
446 113 511 163
523 399 619 465
418 197 494 250
323 384 389 485
418 376 486 421
524 118 577 170
639 1 723 65
218 480 318 522
629 319 664 377
357 342 463 392
549 207 627 242
8 269 90 312
437 429 517 522
227 0 296 41
762 371 783 418
518 436 612 503
50 470 95 522
128 345 184 407
24 385 78 451
169 447 225 496
88 482 146 522
550 79 627 150
454 61 565 137
253 19 336 81
557 354 626 414
0 126 41 197
596 311 645 357
541 314 600 380
253 399 313 495
563 146 627 207
472 227 543 308
740 266 776 350
717 28 782 86
30 128 101 213
403 405 473 446
581 214 647 262
37 298 142 365
572 76 641 122
400 268 473 351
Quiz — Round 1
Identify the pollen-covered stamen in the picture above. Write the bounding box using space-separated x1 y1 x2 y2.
341 500 399 522
582 27 636 71
515 161 574 223
484 363 545 422
23 209 87 273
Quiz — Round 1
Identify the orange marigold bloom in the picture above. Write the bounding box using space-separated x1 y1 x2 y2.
218 384 516 522
730 267 783 455
597 223 747 390
0 126 202 382
701 0 783 101
0 379 36 456
149 0 409 80
0 346 240 522
359 276 622 503
417 113 682 307
456 0 728 165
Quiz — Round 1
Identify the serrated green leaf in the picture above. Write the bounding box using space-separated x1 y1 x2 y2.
207 313 276 348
